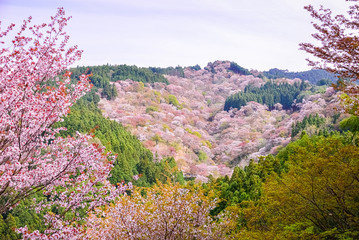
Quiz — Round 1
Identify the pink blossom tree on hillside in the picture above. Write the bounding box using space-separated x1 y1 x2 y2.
0 8 121 238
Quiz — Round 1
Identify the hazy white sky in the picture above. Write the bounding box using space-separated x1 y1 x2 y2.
0 0 350 71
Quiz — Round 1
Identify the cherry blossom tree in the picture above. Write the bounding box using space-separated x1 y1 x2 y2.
300 0 359 115
0 8 121 238
85 183 233 240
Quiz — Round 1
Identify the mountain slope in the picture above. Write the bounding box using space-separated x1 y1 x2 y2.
96 61 343 180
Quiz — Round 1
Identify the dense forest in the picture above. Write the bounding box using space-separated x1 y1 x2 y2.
228 62 252 75
262 68 336 84
71 64 169 84
149 66 185 77
69 64 169 100
224 80 308 111
290 113 341 137
208 130 359 239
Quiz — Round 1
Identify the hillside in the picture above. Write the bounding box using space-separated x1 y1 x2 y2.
262 68 336 84
96 60 343 180
4 3 359 238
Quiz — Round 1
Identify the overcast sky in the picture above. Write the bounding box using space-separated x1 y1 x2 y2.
0 0 350 71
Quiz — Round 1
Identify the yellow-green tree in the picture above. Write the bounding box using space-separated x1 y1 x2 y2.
239 135 359 239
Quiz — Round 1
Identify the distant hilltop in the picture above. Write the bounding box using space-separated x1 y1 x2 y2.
72 60 337 86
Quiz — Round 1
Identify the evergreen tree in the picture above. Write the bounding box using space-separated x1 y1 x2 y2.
224 81 308 111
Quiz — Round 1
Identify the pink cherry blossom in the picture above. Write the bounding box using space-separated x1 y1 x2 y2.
0 8 122 239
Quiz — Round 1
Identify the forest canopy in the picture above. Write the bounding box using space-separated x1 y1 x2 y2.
224 80 308 111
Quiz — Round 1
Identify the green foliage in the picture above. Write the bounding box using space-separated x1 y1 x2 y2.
340 115 359 133
291 113 326 137
102 83 118 100
83 88 101 104
55 99 181 187
262 135 359 238
262 68 336 84
0 194 47 240
317 78 332 86
162 124 170 131
229 62 252 75
111 65 168 83
69 65 119 100
153 90 161 98
193 131 202 138
197 150 207 162
228 133 359 239
145 105 158 114
151 134 163 144
149 66 185 77
157 157 185 185
69 64 169 100
224 80 308 111
189 64 201 71
208 131 359 237
274 132 353 174
185 128 202 138
201 140 212 148
2 214 18 240
209 159 270 215
168 94 180 107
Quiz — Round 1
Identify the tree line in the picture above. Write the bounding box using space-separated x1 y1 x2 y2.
224 80 308 111
262 68 336 85
69 64 169 100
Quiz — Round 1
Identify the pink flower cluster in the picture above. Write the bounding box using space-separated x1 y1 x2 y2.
0 8 122 239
